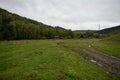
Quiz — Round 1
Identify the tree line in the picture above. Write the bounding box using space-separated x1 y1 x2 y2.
0 8 74 40
0 8 101 40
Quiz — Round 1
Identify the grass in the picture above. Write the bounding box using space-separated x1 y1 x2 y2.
58 39 120 58
91 39 120 58
105 32 120 41
0 40 119 80
91 33 120 58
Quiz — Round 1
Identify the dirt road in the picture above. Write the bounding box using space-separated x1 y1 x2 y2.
83 48 120 77
57 42 120 77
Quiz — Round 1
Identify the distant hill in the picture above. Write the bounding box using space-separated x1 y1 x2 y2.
1 8 119 40
0 8 74 40
97 25 120 41
97 25 120 34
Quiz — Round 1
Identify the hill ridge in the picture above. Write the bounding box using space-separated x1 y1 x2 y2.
0 8 74 40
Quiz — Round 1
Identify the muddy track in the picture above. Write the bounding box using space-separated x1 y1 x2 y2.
83 48 120 77
57 42 120 77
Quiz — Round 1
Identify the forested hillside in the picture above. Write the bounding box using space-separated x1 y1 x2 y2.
0 8 74 40
97 25 120 34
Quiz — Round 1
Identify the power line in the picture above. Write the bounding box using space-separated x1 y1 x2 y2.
99 24 100 30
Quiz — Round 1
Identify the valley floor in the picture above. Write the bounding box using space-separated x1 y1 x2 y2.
56 39 120 77
0 39 120 80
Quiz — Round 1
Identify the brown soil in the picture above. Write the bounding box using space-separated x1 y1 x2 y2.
83 48 120 77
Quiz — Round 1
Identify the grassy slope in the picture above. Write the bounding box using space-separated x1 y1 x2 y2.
92 33 120 58
104 33 120 41
93 26 120 58
92 40 120 58
0 40 119 80
59 38 120 58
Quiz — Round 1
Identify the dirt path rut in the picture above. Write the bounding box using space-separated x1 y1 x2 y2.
83 48 120 77
57 42 120 77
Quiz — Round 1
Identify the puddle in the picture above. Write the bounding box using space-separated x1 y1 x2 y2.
90 59 102 67
90 59 96 63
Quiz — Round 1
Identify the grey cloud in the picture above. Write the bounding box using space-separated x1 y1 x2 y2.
0 0 120 30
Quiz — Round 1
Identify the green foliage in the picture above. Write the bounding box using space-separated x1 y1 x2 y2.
103 31 120 41
92 39 120 58
74 31 101 39
0 8 74 40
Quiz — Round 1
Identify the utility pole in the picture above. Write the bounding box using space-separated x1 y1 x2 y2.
98 24 100 30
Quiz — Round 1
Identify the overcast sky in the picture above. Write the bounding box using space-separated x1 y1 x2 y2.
0 0 120 30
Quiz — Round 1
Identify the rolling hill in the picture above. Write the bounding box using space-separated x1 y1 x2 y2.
98 26 120 41
97 25 120 34
0 8 73 40
0 8 120 40
104 32 120 41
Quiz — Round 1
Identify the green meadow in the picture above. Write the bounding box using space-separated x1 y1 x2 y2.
0 40 119 80
59 39 120 58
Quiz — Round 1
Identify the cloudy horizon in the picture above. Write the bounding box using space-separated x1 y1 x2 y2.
0 0 120 30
